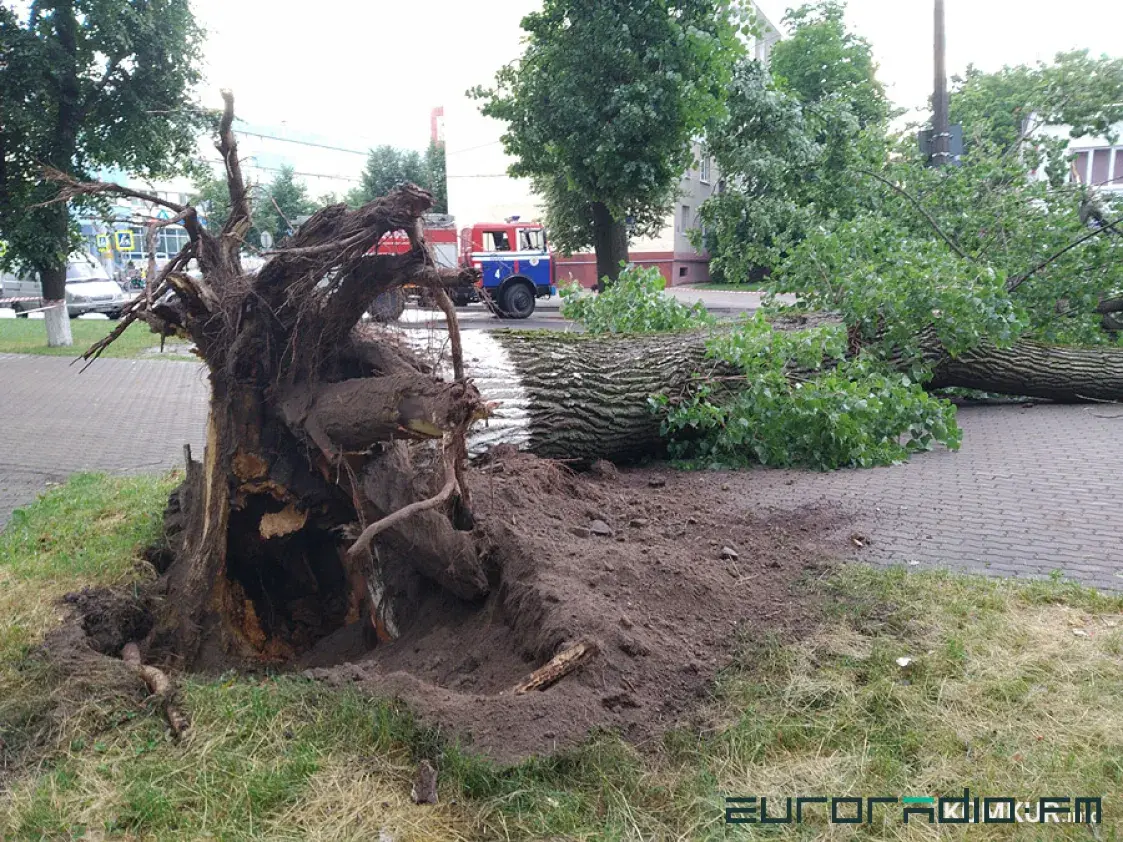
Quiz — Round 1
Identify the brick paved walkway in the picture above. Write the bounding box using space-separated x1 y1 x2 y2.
1 353 1120 589
0 353 206 525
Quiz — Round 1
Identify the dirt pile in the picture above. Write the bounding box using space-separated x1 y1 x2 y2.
54 450 860 763
295 448 858 760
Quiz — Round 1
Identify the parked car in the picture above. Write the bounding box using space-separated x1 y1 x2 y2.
2 254 128 319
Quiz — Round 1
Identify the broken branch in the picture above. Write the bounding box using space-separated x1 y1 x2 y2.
513 640 598 694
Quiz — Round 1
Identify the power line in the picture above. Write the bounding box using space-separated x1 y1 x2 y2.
232 129 370 157
198 158 360 184
445 140 502 156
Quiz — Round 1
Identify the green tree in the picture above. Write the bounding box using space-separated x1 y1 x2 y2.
698 9 890 284
424 139 447 214
950 51 1123 181
768 0 889 128
473 0 745 287
255 166 314 246
190 172 234 235
350 145 428 206
0 0 206 346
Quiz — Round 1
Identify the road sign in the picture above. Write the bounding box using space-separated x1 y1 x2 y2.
114 230 135 251
96 234 111 253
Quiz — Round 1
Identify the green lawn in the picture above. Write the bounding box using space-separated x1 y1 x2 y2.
0 318 190 360
1 474 1120 840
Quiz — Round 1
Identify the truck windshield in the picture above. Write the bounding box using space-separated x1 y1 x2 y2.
482 231 510 251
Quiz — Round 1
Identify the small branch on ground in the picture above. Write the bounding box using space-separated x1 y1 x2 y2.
513 640 598 694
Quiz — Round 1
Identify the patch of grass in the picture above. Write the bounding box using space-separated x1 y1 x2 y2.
2 474 1121 840
0 318 193 360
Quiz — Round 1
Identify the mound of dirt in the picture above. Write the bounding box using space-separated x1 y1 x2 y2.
50 450 861 763
295 449 860 762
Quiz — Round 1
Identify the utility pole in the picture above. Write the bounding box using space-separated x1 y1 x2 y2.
932 0 950 167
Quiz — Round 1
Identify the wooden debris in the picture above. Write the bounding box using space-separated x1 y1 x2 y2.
259 504 308 539
122 642 189 739
513 639 598 694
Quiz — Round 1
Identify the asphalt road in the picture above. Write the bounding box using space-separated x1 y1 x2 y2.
398 287 768 331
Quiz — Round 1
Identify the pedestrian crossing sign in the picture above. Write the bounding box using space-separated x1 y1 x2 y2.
96 234 111 253
114 231 135 251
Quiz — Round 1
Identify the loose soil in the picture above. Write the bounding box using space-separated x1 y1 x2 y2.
57 449 861 764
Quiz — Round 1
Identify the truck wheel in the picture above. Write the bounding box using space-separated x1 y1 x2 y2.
500 282 535 319
368 289 406 322
14 303 28 318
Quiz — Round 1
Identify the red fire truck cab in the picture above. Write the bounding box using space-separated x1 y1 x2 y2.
368 215 555 320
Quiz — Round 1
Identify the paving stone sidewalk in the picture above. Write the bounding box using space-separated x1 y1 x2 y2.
0 353 206 525
1 353 1120 589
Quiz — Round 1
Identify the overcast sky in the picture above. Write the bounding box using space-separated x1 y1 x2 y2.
191 0 1123 152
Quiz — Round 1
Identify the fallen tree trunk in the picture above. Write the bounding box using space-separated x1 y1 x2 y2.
927 338 1123 401
443 328 1123 464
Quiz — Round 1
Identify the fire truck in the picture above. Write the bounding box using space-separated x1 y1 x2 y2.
368 214 555 320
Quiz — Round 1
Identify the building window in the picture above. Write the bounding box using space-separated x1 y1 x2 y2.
1071 146 1123 190
700 156 711 184
679 204 691 233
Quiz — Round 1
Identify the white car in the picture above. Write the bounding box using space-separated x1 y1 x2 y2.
2 254 127 319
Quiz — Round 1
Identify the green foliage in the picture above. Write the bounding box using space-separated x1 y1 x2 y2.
950 51 1123 172
253 165 314 246
0 1 207 281
473 0 746 258
698 5 890 283
424 140 448 214
654 315 960 471
189 172 234 235
778 143 1123 353
348 145 429 207
559 264 712 334
769 0 890 128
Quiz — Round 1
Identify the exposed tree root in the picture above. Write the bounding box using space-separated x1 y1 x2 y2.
122 642 189 739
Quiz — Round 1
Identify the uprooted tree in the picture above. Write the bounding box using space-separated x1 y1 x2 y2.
58 93 487 667
59 84 1123 669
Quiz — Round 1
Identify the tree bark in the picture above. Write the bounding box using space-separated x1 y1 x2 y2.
71 97 488 671
927 338 1123 401
591 202 629 291
449 329 1123 464
41 295 73 348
